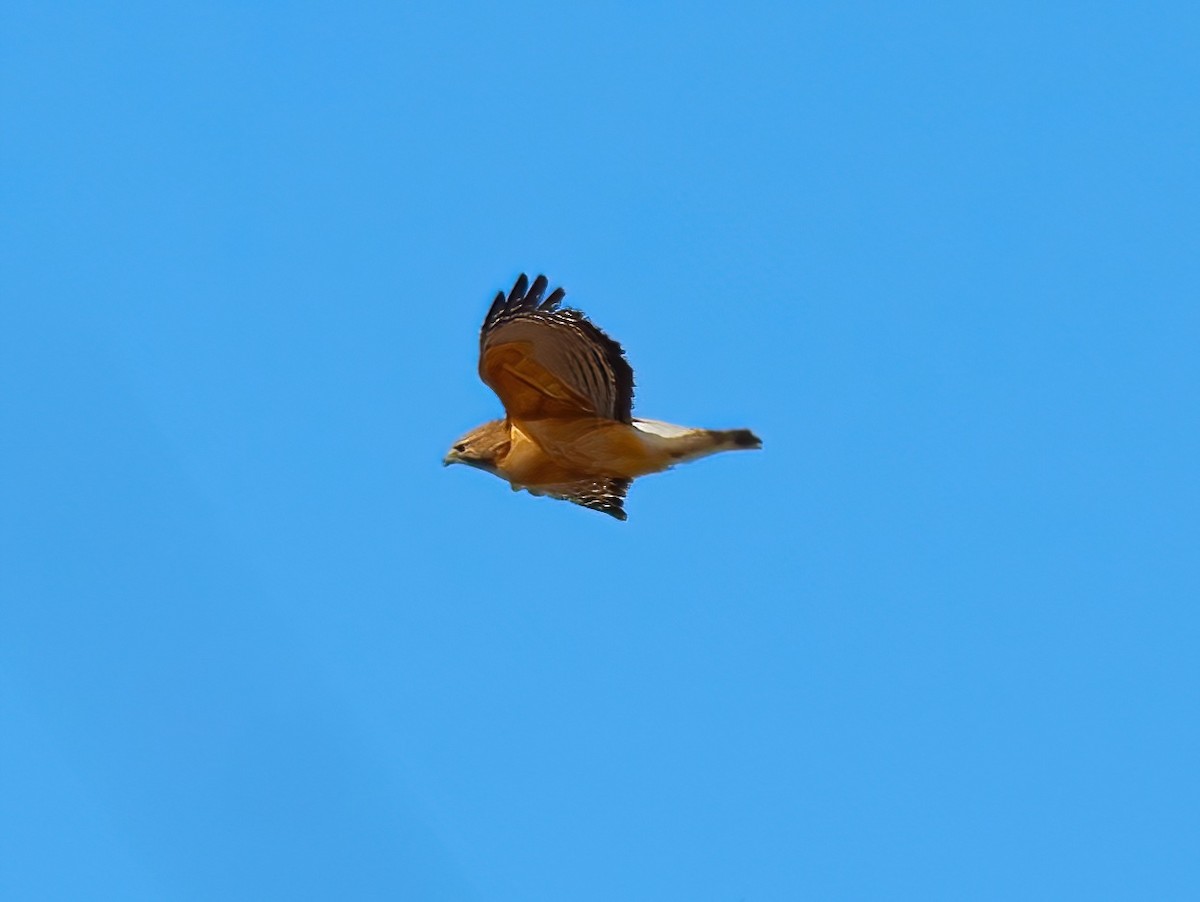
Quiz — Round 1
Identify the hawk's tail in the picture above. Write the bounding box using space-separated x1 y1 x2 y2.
708 428 763 451
631 419 762 468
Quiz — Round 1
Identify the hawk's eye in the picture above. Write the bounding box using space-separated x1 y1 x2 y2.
454 443 467 453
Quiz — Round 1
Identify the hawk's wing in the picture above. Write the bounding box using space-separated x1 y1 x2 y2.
533 477 632 521
479 274 634 423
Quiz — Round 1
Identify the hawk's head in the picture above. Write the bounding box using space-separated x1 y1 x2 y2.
443 420 509 474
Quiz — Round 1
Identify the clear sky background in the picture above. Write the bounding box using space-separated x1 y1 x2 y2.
3 2 1197 899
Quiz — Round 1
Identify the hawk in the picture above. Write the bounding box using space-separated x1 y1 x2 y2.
444 273 762 520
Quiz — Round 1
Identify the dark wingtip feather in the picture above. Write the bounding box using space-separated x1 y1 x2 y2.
526 274 548 306
540 287 566 311
507 273 529 305
576 477 631 520
486 291 506 324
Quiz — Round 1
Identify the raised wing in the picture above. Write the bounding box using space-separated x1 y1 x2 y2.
534 477 632 521
479 274 634 423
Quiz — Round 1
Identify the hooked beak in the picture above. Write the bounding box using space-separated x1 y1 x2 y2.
442 451 459 468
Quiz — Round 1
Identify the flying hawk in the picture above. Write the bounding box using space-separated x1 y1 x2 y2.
444 273 761 520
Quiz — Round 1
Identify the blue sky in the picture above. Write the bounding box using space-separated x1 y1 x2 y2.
2 2 1197 898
